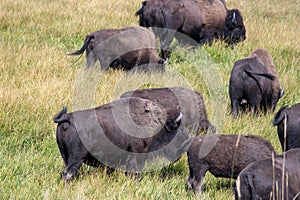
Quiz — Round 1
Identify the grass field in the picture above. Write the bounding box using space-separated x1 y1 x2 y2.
1 0 300 199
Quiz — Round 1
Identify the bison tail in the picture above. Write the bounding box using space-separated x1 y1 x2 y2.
53 107 70 124
244 69 275 80
68 35 93 56
244 69 276 96
273 105 288 125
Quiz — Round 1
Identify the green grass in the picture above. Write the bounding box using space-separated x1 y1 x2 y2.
1 0 300 199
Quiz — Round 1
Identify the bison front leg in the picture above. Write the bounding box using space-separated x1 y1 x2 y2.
186 171 207 195
159 29 175 60
186 162 208 195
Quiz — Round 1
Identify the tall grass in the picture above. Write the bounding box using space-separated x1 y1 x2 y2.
0 0 299 199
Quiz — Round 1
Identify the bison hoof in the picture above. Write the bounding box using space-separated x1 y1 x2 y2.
63 170 74 181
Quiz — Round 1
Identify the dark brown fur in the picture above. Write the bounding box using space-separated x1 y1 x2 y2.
53 97 188 181
135 0 246 59
186 134 275 194
120 87 215 135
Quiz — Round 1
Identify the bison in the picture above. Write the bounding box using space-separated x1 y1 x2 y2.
235 148 300 200
229 48 284 116
186 134 275 195
69 26 165 72
273 103 300 151
120 87 215 135
53 97 190 181
135 0 246 59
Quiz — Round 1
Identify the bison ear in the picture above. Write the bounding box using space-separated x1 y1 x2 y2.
273 106 288 125
165 119 175 132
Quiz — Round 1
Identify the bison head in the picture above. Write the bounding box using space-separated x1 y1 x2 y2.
223 9 246 45
135 1 159 28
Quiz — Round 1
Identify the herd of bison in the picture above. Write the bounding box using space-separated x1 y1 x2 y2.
53 0 300 199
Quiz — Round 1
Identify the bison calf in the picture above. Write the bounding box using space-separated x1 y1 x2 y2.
69 26 165 72
120 87 215 135
229 48 284 116
53 97 189 181
186 134 275 194
235 148 300 200
273 103 300 151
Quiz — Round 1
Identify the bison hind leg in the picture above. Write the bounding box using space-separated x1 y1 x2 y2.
85 51 97 70
231 99 241 116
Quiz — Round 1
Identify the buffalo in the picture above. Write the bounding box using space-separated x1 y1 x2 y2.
53 97 189 181
229 48 284 116
273 103 300 151
135 0 246 59
69 26 165 72
235 148 300 200
120 87 215 135
186 134 275 195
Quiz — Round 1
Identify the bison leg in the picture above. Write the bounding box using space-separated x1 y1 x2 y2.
85 51 97 70
186 171 207 195
62 158 85 181
158 29 175 60
249 103 259 114
61 146 89 181
231 99 241 116
270 99 278 112
186 163 208 195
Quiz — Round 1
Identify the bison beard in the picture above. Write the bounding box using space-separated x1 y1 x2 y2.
53 97 190 181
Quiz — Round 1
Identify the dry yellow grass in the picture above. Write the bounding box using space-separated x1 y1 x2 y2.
0 0 299 199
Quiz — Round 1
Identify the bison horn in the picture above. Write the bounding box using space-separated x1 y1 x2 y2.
280 85 284 98
163 58 168 65
175 112 183 123
232 11 236 23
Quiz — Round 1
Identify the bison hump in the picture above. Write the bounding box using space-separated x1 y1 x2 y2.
102 97 167 138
